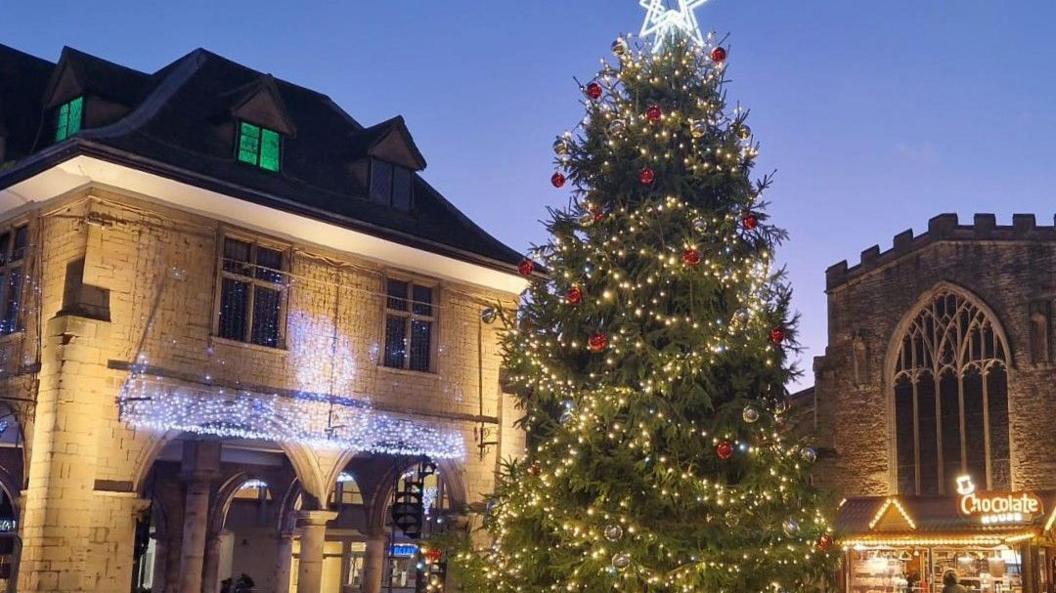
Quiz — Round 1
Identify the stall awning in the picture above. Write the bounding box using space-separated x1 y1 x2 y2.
835 493 1056 547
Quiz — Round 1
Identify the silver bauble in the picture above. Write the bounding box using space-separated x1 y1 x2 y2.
724 512 740 528
604 524 624 542
782 518 800 537
737 124 752 141
692 217 707 233
608 118 627 136
611 38 630 58
690 119 708 139
480 307 498 324
801 447 818 464
553 137 571 156
611 553 631 570
742 405 760 424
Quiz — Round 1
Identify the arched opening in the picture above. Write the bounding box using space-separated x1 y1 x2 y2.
890 287 1012 495
0 404 25 593
135 436 306 593
285 456 462 593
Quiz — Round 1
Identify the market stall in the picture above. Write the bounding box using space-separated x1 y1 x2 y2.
835 485 1056 593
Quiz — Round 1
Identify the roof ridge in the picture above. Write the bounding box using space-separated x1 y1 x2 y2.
60 45 150 78
81 49 206 141
0 42 54 67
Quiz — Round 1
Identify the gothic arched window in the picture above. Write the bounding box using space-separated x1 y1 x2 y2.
892 289 1011 495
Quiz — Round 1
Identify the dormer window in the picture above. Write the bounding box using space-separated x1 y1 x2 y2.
370 158 413 211
54 96 83 142
237 122 281 172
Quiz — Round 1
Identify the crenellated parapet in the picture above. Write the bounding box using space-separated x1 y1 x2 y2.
826 213 1056 290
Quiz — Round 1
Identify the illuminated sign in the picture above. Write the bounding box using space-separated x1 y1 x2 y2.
391 544 419 557
956 475 1043 525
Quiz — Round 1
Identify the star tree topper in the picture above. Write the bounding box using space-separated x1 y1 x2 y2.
639 0 709 53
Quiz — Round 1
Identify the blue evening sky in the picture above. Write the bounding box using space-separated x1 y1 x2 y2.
3 1 1055 389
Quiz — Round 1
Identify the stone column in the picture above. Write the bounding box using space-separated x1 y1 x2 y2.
361 532 388 593
17 314 112 593
274 532 294 593
177 440 220 593
295 510 337 593
201 530 227 593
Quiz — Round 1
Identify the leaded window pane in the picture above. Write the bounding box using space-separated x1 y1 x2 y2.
12 226 27 262
386 279 408 311
939 372 961 491
255 247 284 283
917 375 939 495
963 369 986 486
55 103 69 142
392 166 413 211
260 128 281 172
894 377 916 495
412 285 433 316
219 278 249 341
384 315 406 368
987 366 1011 489
251 286 282 347
370 159 393 204
409 319 431 372
223 238 252 275
238 122 261 165
67 97 83 135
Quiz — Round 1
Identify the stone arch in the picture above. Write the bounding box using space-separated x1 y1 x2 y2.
208 471 273 536
131 430 326 505
883 281 1013 384
365 458 468 535
0 401 27 492
883 281 1014 495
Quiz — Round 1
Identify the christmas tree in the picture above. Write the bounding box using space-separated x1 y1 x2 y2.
456 23 836 593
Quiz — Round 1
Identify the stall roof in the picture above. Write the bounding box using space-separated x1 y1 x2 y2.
836 495 1056 546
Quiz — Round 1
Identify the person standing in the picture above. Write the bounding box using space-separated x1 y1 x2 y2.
943 571 968 593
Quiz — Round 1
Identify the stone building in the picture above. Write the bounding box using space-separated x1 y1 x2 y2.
809 213 1056 593
0 43 527 593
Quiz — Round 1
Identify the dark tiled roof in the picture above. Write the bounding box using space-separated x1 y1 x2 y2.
0 44 522 272
0 43 53 160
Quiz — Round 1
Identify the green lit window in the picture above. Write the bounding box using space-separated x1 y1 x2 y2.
54 97 84 142
237 122 281 172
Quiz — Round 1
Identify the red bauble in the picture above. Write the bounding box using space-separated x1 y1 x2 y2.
591 206 605 222
585 81 603 100
518 259 535 277
682 248 702 266
566 286 583 306
423 548 443 563
710 46 727 63
551 172 566 188
639 167 656 185
527 462 541 476
741 212 758 230
816 534 834 552
769 327 786 345
646 104 663 122
716 440 735 460
588 332 609 353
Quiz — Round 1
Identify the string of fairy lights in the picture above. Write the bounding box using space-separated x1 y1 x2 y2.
461 17 835 593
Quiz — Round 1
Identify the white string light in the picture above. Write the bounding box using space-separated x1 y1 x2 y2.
119 375 466 459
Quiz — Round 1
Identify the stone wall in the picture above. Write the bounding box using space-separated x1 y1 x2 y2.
812 213 1056 498
4 186 526 592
